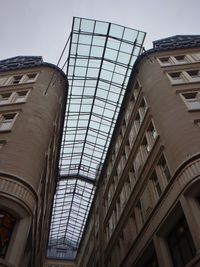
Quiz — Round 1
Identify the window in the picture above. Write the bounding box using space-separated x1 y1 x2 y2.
194 119 200 127
151 171 162 198
174 55 188 64
139 97 148 118
181 91 200 110
142 136 151 153
0 90 29 105
0 113 18 131
158 55 190 66
158 56 171 65
0 73 38 87
23 73 38 83
158 155 171 182
0 210 16 258
136 200 145 225
167 215 196 267
186 70 200 79
147 121 158 140
167 72 185 84
0 77 9 86
133 80 140 99
167 69 200 85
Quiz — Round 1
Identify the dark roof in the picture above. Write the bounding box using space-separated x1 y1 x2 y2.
0 56 43 72
0 56 66 79
152 35 200 52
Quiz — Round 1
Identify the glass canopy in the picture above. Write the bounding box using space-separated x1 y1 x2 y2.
47 17 146 259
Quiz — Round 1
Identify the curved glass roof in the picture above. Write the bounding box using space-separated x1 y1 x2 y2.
48 17 146 260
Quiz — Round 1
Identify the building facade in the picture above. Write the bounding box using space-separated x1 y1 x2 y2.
1 35 200 267
74 36 200 267
0 57 67 267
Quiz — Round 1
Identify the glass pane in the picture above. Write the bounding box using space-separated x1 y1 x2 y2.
94 21 109 34
110 24 123 39
80 19 94 32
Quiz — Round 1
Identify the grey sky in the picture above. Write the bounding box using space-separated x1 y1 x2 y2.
0 0 199 65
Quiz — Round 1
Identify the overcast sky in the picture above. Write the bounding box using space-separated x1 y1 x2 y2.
0 0 199 65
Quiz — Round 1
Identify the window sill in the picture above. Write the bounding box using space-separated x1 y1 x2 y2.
0 101 26 107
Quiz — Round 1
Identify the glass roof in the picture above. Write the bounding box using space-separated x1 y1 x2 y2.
47 17 146 260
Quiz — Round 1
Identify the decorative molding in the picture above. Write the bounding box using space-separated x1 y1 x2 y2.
0 175 37 214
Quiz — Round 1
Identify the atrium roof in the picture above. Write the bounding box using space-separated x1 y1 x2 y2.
48 17 145 260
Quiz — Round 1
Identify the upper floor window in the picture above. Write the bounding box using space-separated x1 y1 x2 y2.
0 73 38 87
180 91 200 110
167 70 200 85
158 56 171 65
158 54 192 66
186 70 200 80
0 89 30 106
0 210 16 258
167 72 185 84
0 112 18 131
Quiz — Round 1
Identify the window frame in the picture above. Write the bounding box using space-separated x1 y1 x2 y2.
0 72 39 87
0 112 19 132
0 89 30 106
180 91 200 111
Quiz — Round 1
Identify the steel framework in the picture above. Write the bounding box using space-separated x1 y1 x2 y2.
48 17 145 259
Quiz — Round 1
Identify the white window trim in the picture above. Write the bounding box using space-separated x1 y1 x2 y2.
0 112 19 132
180 91 200 111
167 70 200 85
0 72 39 87
157 54 197 67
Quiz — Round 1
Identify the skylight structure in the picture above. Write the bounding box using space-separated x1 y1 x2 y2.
48 17 146 259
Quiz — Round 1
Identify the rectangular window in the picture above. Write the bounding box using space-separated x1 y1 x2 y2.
181 91 200 110
2 73 38 86
148 121 158 140
167 215 196 267
139 97 148 119
0 77 9 86
186 70 200 79
174 55 188 64
158 155 171 182
136 200 145 225
23 73 38 83
142 136 151 153
133 80 140 99
0 113 18 131
0 90 29 106
151 171 162 198
158 56 171 65
9 75 24 85
167 72 185 84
